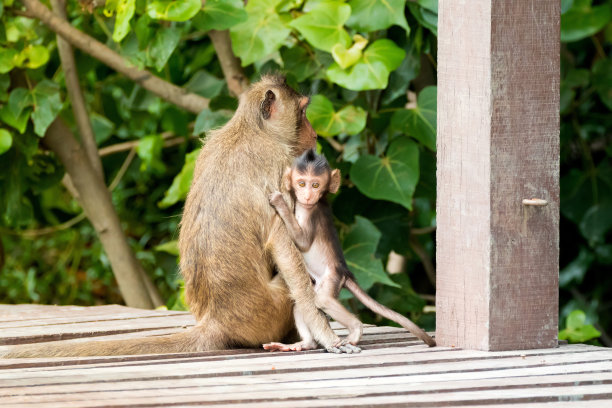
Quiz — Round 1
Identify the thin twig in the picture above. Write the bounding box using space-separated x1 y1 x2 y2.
326 137 344 152
411 226 436 235
51 0 104 181
99 133 196 156
410 235 436 288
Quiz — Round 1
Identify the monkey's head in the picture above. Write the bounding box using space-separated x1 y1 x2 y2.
240 74 317 154
284 149 341 208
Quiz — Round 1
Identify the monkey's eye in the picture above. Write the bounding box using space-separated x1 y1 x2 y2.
298 181 306 187
312 182 320 189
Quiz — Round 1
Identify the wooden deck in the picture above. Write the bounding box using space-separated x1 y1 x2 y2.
0 305 611 407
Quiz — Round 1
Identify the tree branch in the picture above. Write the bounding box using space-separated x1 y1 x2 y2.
51 0 104 181
21 0 209 114
208 30 249 97
99 132 196 156
43 119 161 309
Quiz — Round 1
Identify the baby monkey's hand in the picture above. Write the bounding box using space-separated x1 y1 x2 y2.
269 191 284 207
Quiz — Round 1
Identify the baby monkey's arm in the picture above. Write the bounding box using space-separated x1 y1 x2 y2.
269 192 314 251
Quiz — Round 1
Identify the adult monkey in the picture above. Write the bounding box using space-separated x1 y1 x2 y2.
3 75 347 358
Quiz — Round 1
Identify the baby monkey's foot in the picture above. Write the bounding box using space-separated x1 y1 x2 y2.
326 339 361 354
262 340 317 352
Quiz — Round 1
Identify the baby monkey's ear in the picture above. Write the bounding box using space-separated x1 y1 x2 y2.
283 167 293 192
328 169 341 194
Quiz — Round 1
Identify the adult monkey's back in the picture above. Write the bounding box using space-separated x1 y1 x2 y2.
3 75 343 358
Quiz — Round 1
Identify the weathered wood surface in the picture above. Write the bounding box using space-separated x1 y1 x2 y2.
436 0 560 350
1 305 611 407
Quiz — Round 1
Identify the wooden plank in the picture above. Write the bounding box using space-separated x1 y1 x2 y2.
3 381 611 408
0 310 190 329
1 347 609 387
0 342 596 372
4 372 612 406
3 361 610 399
436 0 560 351
0 324 418 364
0 305 137 322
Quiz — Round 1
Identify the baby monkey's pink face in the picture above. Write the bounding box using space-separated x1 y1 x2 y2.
292 171 328 208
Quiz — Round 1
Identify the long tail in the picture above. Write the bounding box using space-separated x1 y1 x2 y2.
1 326 221 358
345 278 436 347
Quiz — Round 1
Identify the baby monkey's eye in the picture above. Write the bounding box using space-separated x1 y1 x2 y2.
312 182 320 189
298 181 306 187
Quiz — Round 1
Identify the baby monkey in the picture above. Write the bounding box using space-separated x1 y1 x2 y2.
263 149 436 352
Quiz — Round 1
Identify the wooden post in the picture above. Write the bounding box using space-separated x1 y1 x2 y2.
436 0 560 350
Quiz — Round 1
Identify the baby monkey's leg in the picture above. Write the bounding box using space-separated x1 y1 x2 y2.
314 273 362 353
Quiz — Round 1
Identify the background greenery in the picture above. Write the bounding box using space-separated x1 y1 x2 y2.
0 0 610 345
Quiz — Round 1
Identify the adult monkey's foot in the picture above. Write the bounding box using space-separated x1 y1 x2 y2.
262 340 317 352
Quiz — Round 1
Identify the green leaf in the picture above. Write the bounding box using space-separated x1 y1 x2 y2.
185 70 225 99
417 0 437 13
194 0 248 31
193 109 231 135
146 0 202 22
159 148 200 208
0 128 12 155
563 68 590 88
230 0 291 66
407 3 437 35
559 247 593 288
306 95 342 136
561 2 612 42
0 47 17 74
0 105 30 134
346 0 409 32
579 203 612 244
327 39 405 91
147 27 181 71
154 240 179 256
382 27 422 105
559 309 601 343
104 0 119 16
306 94 366 137
336 105 367 135
280 46 321 82
16 45 49 69
561 0 575 14
567 310 587 330
289 2 351 53
113 0 136 42
31 80 62 137
343 216 400 290
331 35 368 69
91 113 115 144
137 134 166 173
8 88 33 118
592 58 612 111
1 160 34 227
350 137 419 210
390 86 437 150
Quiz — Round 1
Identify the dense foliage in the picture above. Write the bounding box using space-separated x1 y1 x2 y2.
0 0 610 343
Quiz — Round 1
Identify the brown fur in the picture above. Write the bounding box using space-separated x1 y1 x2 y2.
264 156 436 352
2 75 344 358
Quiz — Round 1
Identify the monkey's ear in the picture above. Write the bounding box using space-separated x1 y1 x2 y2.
328 169 341 194
283 167 293 191
260 90 276 120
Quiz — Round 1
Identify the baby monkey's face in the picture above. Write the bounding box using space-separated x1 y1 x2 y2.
292 171 328 208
